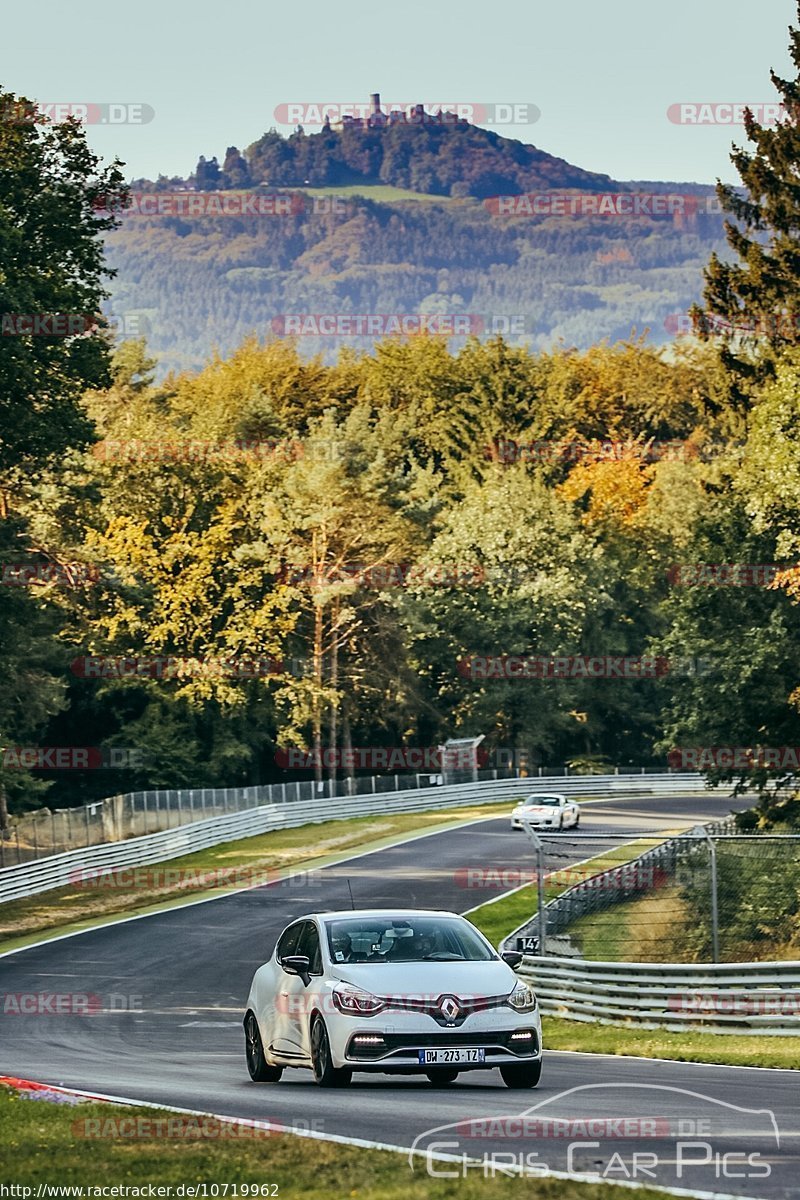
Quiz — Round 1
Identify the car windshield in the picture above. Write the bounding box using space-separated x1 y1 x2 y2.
524 796 561 806
325 916 495 964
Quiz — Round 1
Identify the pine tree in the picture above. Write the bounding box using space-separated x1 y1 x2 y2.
692 4 800 389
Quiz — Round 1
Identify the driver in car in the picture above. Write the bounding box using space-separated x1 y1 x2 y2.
330 932 353 963
387 930 436 960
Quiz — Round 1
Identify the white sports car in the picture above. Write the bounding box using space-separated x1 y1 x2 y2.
244 908 542 1088
511 793 580 830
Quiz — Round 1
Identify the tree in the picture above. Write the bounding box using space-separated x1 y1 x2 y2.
194 155 221 189
692 3 800 391
0 88 127 479
221 146 250 189
0 89 127 816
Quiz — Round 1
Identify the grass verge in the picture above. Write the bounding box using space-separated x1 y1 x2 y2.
566 883 688 962
470 838 800 1069
0 803 507 952
542 1017 800 1069
468 835 668 948
297 183 448 203
0 1084 673 1197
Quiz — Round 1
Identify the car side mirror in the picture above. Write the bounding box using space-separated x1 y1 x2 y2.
281 954 311 985
501 950 524 968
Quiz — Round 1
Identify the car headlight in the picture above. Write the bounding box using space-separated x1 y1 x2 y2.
507 981 537 1013
331 984 385 1016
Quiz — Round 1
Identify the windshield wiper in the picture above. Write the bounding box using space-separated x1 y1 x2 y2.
422 952 465 961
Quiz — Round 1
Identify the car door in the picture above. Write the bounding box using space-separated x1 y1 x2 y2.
291 920 324 1058
264 920 305 1058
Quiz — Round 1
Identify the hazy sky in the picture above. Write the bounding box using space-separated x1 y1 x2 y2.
4 0 797 184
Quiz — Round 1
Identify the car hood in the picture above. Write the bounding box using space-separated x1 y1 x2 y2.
332 959 517 998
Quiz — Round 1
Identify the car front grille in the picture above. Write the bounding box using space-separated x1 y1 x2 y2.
346 1028 539 1061
378 993 508 1027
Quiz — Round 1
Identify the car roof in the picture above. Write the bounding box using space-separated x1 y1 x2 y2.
520 792 566 800
289 908 462 923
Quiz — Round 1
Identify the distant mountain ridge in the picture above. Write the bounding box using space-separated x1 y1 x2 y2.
134 98 616 199
114 105 726 377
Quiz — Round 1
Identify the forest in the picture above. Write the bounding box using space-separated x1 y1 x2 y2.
4 18 800 834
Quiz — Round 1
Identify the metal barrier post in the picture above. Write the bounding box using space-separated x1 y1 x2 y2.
694 825 720 962
522 821 546 955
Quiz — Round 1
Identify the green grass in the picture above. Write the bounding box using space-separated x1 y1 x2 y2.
543 1017 800 1068
468 835 671 948
296 183 451 203
468 838 800 1069
0 803 507 952
0 1084 675 1197
566 883 685 962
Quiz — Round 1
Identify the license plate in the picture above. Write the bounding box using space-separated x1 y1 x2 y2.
417 1048 486 1065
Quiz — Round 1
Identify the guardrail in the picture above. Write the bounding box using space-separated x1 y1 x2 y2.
517 955 800 1034
505 817 738 949
0 764 708 866
0 772 710 904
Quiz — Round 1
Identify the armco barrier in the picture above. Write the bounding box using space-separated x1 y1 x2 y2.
0 772 710 904
0 764 707 864
505 817 737 947
517 955 800 1034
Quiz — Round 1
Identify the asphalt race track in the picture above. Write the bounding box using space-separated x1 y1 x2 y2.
1 794 798 1198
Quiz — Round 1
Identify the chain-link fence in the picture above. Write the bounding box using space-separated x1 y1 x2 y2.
0 764 698 868
0 764 531 866
507 825 800 964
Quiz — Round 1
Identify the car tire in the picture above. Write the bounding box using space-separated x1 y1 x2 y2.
310 1016 352 1087
425 1069 459 1085
558 816 564 831
500 1058 542 1089
574 813 580 828
244 1012 283 1082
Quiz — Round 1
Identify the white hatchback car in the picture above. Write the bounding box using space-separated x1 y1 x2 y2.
511 793 580 831
244 908 541 1089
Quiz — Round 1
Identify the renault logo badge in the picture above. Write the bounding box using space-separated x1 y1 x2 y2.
439 996 460 1022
